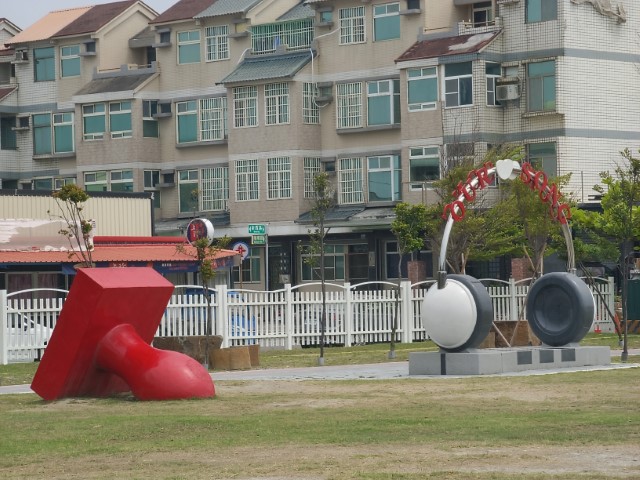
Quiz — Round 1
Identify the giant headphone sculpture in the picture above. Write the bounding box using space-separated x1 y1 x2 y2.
422 159 595 352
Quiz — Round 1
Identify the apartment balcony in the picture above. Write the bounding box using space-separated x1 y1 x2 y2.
457 16 502 35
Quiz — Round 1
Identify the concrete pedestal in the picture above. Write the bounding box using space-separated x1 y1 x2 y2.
409 345 611 376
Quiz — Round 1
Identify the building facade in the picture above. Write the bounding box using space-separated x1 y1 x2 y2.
0 0 638 289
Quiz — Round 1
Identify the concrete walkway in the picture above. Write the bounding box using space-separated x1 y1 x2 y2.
2 349 638 395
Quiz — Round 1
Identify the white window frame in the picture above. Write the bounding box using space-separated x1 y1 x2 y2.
82 103 105 140
200 97 227 141
201 166 229 211
407 67 438 111
373 2 400 42
60 45 80 78
339 6 365 45
177 30 201 64
84 171 108 191
367 155 401 202
205 25 229 62
486 62 501 107
109 101 132 138
336 82 362 129
409 146 440 190
264 83 290 125
267 157 292 200
366 79 400 126
338 157 363 204
303 157 321 198
235 159 259 201
110 169 134 192
302 83 320 124
233 86 258 128
52 112 74 154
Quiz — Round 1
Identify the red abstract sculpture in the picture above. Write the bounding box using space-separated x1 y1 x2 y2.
31 267 215 401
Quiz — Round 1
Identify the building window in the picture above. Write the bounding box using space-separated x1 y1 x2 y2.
233 86 258 128
445 62 473 107
110 170 133 192
205 25 229 61
176 100 197 143
84 171 108 192
409 146 440 189
201 166 229 211
109 101 132 138
486 62 501 106
526 0 557 23
34 47 55 82
235 159 259 201
527 60 555 112
82 103 106 140
177 30 201 64
34 177 74 191
32 114 52 155
178 169 199 213
53 113 74 153
339 6 365 45
267 157 291 199
200 97 227 141
144 169 161 208
407 67 437 111
373 3 400 41
336 82 362 129
303 157 321 198
528 142 557 177
367 155 401 202
265 83 289 125
142 100 159 138
233 247 261 283
60 45 80 77
338 157 363 204
303 83 320 124
251 19 314 54
473 2 493 27
301 244 345 281
367 79 400 126
0 117 16 150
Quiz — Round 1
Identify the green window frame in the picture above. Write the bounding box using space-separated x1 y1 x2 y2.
109 101 132 138
0 117 16 150
60 45 80 77
407 67 438 111
110 170 133 192
373 3 400 41
34 47 55 81
527 60 556 112
82 103 106 140
84 171 108 192
367 79 400 126
177 30 201 64
33 113 52 155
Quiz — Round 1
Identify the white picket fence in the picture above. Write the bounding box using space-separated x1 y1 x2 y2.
0 277 616 364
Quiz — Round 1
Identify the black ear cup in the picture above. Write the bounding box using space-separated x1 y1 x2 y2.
422 274 493 352
526 272 595 346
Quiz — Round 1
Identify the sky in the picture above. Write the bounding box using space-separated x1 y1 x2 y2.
3 0 178 31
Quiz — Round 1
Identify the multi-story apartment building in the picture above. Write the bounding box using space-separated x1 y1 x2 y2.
0 0 638 290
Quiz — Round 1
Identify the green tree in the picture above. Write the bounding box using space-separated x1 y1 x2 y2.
572 148 640 360
49 184 94 268
300 172 336 366
389 202 427 358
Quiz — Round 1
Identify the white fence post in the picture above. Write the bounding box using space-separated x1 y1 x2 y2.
509 277 518 321
285 284 293 350
217 285 229 348
401 281 412 344
0 290 7 365
344 283 353 347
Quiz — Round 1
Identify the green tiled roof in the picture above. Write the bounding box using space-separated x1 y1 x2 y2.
219 51 313 84
278 3 314 21
195 0 261 18
74 73 156 95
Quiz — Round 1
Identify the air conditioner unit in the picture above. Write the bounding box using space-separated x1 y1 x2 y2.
496 84 520 102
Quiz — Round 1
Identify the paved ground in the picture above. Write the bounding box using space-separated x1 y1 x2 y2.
2 349 638 395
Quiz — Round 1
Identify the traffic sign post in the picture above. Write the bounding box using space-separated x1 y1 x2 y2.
247 224 269 290
248 224 266 235
251 235 266 245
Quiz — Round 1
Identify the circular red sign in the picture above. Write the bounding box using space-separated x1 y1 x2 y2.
186 218 214 246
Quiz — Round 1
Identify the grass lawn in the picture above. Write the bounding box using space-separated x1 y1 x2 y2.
0 334 639 478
